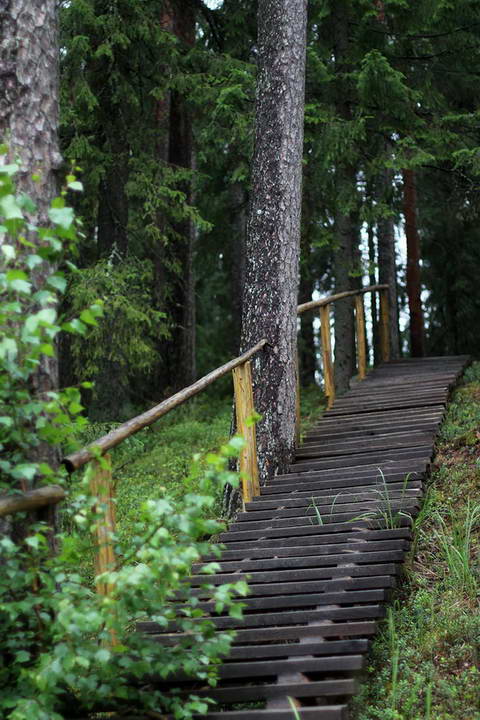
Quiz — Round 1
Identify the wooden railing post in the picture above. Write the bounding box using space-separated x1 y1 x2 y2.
90 454 116 597
319 304 335 409
355 294 367 380
232 360 260 503
379 288 391 363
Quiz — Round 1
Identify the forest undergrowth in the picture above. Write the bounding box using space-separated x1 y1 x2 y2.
68 384 325 574
351 362 480 720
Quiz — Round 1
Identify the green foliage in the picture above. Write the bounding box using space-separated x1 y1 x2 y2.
0 157 99 486
0 162 247 719
68 255 168 396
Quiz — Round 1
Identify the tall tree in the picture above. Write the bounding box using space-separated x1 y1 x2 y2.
0 0 61 467
240 0 307 483
331 0 358 394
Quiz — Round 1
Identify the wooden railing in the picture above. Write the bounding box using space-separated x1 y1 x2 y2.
3 285 390 588
297 283 390 409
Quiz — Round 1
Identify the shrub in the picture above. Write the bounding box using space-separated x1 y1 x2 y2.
0 157 246 720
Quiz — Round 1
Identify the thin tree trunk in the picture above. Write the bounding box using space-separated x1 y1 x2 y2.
230 182 247 353
332 0 356 395
298 268 316 387
153 0 196 392
377 167 400 359
97 137 129 259
368 221 380 364
403 168 425 357
240 0 307 484
333 202 356 394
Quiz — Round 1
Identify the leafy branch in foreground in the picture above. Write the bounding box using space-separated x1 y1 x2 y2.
0 158 247 720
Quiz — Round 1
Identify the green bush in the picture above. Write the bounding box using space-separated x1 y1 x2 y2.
0 158 247 720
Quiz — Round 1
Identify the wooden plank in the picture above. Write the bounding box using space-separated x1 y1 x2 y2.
245 491 420 512
187 563 399 587
192 549 406 574
200 679 357 702
228 638 369 660
167 655 364 681
140 605 387 634
202 539 410 563
202 708 349 720
256 478 423 499
189 575 395 598
150 620 380 647
295 434 435 458
197 589 387 613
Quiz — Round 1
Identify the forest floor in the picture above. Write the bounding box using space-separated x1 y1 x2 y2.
71 383 324 554
351 361 480 720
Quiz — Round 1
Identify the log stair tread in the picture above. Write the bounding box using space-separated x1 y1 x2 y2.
142 356 468 719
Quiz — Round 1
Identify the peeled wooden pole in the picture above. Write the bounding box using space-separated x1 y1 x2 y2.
89 455 116 597
297 284 388 315
355 295 367 380
0 485 65 518
319 304 335 409
379 289 391 363
64 339 267 472
232 361 260 503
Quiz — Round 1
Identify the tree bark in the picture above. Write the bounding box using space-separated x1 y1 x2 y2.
153 0 197 392
0 0 61 472
240 0 307 484
403 168 425 357
333 199 356 394
377 168 400 359
332 0 357 395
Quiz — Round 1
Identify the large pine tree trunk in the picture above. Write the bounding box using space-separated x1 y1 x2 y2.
240 0 307 484
403 168 425 357
0 0 61 471
377 167 400 359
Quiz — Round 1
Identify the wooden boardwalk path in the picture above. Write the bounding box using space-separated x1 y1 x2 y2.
141 356 469 720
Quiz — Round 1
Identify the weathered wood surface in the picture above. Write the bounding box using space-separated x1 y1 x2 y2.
138 356 468 720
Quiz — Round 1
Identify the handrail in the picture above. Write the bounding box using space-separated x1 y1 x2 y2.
0 485 66 518
297 283 389 314
64 338 268 472
59 285 390 598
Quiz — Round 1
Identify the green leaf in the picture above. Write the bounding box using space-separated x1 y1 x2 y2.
11 464 37 481
47 274 67 293
6 269 31 294
48 206 74 229
0 194 23 220
68 181 84 192
79 309 98 326
1 244 15 260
